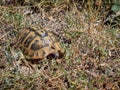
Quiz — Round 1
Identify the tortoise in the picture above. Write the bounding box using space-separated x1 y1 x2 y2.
12 27 64 60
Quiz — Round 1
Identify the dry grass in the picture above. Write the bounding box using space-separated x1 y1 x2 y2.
0 0 120 90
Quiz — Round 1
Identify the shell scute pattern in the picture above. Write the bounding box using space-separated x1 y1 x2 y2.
13 27 64 60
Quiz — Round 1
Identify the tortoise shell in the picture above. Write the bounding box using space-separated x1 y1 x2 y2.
13 27 64 59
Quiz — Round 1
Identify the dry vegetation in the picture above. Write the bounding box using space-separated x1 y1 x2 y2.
0 0 120 90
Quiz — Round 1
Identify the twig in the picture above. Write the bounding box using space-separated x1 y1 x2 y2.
0 31 11 40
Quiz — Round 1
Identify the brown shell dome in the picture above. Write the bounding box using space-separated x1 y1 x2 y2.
13 27 64 60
